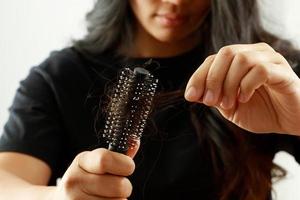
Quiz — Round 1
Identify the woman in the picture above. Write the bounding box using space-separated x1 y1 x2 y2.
0 0 300 199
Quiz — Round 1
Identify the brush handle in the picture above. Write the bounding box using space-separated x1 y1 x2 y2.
108 144 128 154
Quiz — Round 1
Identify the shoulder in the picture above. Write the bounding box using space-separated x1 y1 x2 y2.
36 47 105 82
35 47 120 82
17 47 123 111
29 47 122 94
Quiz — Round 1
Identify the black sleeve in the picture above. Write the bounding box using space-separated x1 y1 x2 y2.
0 66 65 172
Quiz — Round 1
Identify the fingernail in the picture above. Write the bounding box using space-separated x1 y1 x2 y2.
185 86 199 101
220 96 230 109
203 90 214 104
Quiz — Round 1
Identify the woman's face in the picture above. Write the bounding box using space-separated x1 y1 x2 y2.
129 0 211 43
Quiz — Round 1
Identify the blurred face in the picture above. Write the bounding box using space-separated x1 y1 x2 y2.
129 0 211 43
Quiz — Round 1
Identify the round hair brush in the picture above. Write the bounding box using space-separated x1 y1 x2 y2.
102 66 158 154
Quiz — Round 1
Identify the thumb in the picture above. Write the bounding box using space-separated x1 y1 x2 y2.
126 139 140 158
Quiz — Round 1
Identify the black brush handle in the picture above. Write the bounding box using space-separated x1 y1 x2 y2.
108 144 128 154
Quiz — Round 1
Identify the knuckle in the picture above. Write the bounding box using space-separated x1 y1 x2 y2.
258 42 273 50
219 46 235 57
206 76 221 90
94 147 108 156
115 177 132 197
235 52 251 65
63 176 78 192
256 63 269 77
111 177 132 198
205 54 216 62
127 161 135 176
95 148 111 172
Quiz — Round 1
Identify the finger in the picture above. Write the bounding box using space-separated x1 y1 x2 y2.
126 139 140 158
238 62 271 103
184 43 275 103
202 47 236 106
77 149 135 176
203 43 276 106
221 50 283 109
185 55 215 102
79 173 132 198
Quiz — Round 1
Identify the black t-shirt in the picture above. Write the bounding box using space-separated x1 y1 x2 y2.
1 46 300 200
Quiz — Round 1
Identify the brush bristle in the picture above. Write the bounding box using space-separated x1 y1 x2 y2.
102 66 158 153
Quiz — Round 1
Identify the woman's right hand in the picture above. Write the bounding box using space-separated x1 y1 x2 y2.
52 146 139 200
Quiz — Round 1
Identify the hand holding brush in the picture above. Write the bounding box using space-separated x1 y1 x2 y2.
51 65 158 200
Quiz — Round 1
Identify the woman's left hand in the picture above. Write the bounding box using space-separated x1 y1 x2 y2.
185 43 300 135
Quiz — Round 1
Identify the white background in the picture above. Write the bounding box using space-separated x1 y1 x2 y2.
0 0 300 199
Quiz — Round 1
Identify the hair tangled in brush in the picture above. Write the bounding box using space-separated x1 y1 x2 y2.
99 65 158 154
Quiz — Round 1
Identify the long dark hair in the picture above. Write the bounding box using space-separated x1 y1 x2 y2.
74 1 300 200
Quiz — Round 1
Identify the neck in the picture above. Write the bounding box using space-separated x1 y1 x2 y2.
127 26 201 58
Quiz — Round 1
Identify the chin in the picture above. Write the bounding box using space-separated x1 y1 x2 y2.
153 32 187 43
